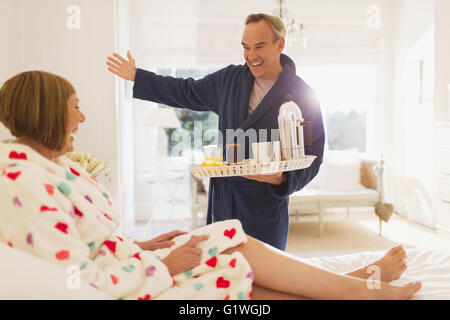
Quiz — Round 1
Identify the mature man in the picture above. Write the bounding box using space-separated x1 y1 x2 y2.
107 13 325 250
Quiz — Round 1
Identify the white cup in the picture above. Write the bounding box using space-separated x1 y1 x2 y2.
251 143 259 161
252 142 273 162
272 141 281 161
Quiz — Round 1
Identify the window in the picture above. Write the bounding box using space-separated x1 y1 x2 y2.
156 67 220 157
298 64 377 153
156 64 377 155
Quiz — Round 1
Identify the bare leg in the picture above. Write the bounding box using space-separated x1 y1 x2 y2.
252 284 307 300
225 235 421 300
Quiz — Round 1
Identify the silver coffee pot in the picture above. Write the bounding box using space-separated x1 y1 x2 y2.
278 96 312 160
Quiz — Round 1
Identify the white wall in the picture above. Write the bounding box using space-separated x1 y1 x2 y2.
0 0 19 87
385 0 435 226
0 0 19 141
435 0 450 122
433 0 450 235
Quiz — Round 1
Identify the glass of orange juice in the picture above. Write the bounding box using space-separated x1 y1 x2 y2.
202 145 223 166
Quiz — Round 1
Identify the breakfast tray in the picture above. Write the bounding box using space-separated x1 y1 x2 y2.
191 155 316 179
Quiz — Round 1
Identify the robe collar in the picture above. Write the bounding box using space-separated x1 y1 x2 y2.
238 54 297 131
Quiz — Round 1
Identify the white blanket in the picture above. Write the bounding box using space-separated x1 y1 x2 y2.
303 249 450 300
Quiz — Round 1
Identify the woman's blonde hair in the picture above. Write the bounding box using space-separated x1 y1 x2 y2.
245 13 286 42
0 70 75 150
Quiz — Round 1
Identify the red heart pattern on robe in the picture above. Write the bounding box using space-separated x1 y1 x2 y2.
132 252 141 261
110 275 119 285
44 184 54 195
70 167 80 176
55 250 70 260
205 256 217 268
84 195 93 204
138 294 151 300
55 222 68 234
216 276 230 289
40 205 58 212
74 206 83 217
104 240 117 253
6 171 21 181
224 228 236 239
9 151 27 160
229 258 237 268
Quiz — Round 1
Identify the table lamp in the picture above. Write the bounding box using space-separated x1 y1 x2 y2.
145 107 181 177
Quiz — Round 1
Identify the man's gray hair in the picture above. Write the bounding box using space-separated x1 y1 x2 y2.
245 13 286 42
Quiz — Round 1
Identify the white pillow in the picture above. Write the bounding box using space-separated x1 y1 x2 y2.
320 149 365 192
0 243 111 300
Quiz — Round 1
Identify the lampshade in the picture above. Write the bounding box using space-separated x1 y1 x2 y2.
145 108 181 128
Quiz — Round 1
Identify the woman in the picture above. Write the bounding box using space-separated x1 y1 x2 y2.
0 71 421 300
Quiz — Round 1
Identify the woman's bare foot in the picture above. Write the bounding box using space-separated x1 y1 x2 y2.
372 245 407 282
372 281 422 300
346 245 408 282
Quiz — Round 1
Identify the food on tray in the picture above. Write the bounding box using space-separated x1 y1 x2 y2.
201 144 224 166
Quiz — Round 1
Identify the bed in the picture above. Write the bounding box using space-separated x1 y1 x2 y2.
1 242 449 299
303 248 450 299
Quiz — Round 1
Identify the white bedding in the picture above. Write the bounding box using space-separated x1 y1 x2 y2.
303 249 450 300
2 241 449 299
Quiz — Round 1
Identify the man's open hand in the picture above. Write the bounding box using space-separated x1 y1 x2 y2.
106 50 137 81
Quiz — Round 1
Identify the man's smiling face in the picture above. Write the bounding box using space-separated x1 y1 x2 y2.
241 19 285 80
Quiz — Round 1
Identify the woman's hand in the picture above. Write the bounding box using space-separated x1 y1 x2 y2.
136 230 187 251
106 50 137 81
242 172 287 185
161 235 209 276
